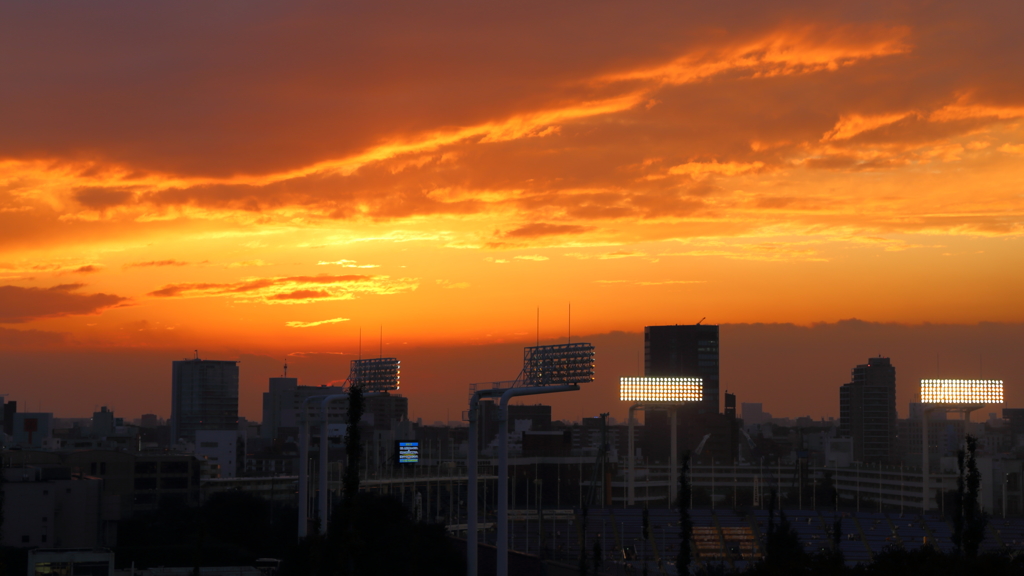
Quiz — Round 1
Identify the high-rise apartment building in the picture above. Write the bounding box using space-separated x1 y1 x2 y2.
644 324 720 413
839 356 897 464
170 358 239 443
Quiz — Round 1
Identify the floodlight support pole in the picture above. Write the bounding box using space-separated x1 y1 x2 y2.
628 404 642 506
319 394 350 534
922 406 931 512
497 385 579 576
671 408 678 507
467 389 500 576
298 395 326 539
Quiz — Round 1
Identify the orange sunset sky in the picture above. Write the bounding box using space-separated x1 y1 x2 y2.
1 1 1022 424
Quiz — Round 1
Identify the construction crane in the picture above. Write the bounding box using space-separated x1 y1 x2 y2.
693 433 712 456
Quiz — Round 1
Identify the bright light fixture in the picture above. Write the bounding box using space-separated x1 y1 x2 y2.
619 376 702 402
920 379 1004 404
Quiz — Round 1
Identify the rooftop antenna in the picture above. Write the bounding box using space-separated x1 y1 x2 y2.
194 350 199 360
379 325 383 359
696 317 705 326
359 328 362 361
568 302 571 345
536 306 540 347
283 361 288 378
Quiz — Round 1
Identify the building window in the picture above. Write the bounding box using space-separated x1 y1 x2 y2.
100 462 107 475
90 463 97 475
160 461 189 475
161 477 189 490
135 461 158 474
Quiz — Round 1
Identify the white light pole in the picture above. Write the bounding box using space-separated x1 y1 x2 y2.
466 343 594 576
620 377 702 508
497 384 579 576
467 385 510 576
298 395 326 538
318 394 350 534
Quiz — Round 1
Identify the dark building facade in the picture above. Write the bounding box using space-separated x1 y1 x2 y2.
170 358 239 443
839 356 897 464
644 324 720 414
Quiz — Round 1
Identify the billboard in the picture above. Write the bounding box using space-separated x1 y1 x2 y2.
619 376 702 403
920 379 1004 404
396 441 419 464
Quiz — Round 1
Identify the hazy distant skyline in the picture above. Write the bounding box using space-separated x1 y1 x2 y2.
1 2 1021 422
1 320 1019 426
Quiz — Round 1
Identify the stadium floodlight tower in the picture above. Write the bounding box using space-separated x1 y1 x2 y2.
466 342 595 576
298 357 400 538
919 378 1003 512
620 376 703 506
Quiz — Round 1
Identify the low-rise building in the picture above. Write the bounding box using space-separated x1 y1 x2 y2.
1 466 115 549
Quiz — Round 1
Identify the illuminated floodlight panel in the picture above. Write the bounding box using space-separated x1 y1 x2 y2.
349 358 401 392
920 379 1004 404
522 343 595 387
620 376 702 403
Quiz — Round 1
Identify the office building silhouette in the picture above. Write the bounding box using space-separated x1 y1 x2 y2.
170 357 239 443
839 356 897 464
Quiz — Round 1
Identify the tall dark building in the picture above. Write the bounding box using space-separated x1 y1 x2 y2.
644 324 720 413
171 358 239 443
839 356 897 464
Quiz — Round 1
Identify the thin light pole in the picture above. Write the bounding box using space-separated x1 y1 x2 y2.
497 384 580 576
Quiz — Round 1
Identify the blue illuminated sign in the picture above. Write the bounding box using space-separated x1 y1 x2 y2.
397 441 419 464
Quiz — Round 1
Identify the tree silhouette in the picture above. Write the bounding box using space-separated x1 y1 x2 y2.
952 435 987 559
344 384 365 503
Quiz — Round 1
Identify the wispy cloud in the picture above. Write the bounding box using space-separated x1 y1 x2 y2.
286 317 350 328
124 260 190 268
316 259 380 268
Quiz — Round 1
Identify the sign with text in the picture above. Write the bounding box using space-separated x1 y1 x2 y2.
396 441 419 464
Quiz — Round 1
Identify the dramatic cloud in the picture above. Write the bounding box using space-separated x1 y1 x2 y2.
0 284 128 323
0 0 1020 370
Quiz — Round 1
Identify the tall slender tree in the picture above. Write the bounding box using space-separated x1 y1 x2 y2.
953 435 987 559
344 385 365 502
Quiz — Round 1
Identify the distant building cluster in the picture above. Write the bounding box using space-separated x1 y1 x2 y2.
2 323 1022 557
